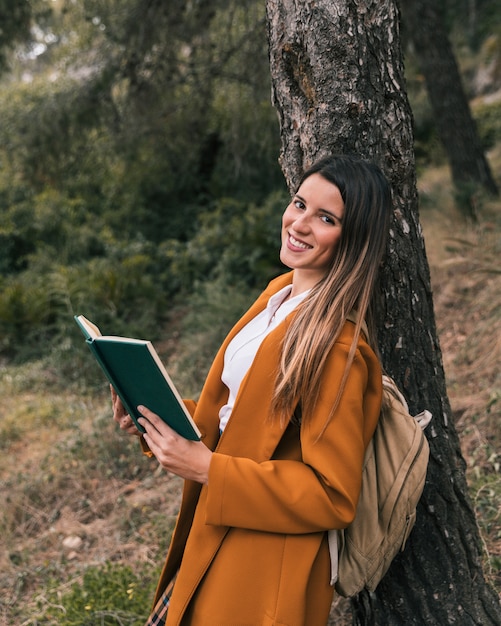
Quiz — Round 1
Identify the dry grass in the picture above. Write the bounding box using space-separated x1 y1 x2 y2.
0 155 500 624
0 377 182 625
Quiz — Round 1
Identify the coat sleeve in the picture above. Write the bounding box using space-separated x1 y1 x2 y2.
205 341 381 534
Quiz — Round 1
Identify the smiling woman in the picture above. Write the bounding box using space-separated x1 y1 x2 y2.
111 153 392 626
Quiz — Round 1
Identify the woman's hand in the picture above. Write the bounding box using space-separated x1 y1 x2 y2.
110 385 141 436
138 405 212 484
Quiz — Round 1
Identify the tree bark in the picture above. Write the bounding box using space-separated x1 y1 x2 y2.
266 0 501 623
400 0 498 207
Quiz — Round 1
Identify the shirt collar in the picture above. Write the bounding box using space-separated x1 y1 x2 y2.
266 284 310 324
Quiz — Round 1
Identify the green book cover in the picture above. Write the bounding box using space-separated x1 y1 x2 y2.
74 315 201 441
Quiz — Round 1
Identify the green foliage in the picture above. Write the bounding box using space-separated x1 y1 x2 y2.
37 563 158 625
0 0 285 370
0 247 168 362
0 0 32 71
445 0 501 50
0 0 281 238
0 180 285 370
174 191 286 289
474 99 501 149
0 188 107 274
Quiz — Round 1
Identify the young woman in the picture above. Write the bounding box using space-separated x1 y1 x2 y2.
113 154 392 626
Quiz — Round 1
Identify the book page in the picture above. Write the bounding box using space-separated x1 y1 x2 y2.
75 315 102 339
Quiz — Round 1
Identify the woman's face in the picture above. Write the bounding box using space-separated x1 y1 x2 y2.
280 173 344 287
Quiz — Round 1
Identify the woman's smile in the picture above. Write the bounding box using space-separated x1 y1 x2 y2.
287 233 313 250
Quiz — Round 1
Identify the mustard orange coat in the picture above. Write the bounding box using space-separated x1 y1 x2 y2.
153 272 382 626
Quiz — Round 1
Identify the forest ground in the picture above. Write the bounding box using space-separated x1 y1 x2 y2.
0 151 500 625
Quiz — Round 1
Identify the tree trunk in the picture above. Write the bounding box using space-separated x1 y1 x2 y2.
400 0 498 210
266 0 501 623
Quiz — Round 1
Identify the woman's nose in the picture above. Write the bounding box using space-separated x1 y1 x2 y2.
292 212 311 231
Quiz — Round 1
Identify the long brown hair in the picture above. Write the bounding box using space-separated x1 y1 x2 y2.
271 154 391 426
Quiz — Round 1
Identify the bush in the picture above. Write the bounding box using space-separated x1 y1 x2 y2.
0 188 286 376
174 190 287 289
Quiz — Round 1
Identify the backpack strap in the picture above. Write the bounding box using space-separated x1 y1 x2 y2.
328 529 340 585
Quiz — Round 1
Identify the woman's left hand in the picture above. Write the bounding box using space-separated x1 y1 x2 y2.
137 405 212 484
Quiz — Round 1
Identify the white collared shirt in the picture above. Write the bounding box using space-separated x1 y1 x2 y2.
218 285 309 432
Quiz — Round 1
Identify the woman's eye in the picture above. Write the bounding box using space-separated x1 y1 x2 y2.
321 215 335 225
294 199 305 210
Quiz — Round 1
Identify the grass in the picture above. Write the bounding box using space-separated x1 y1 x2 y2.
0 375 181 625
1 154 500 625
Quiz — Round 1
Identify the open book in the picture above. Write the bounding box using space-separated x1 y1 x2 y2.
74 315 201 441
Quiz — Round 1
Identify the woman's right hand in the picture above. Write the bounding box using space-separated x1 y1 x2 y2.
111 385 141 436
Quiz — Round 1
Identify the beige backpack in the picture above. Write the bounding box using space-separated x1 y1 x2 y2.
329 375 432 597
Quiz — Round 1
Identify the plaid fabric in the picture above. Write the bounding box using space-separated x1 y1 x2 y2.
145 588 170 626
